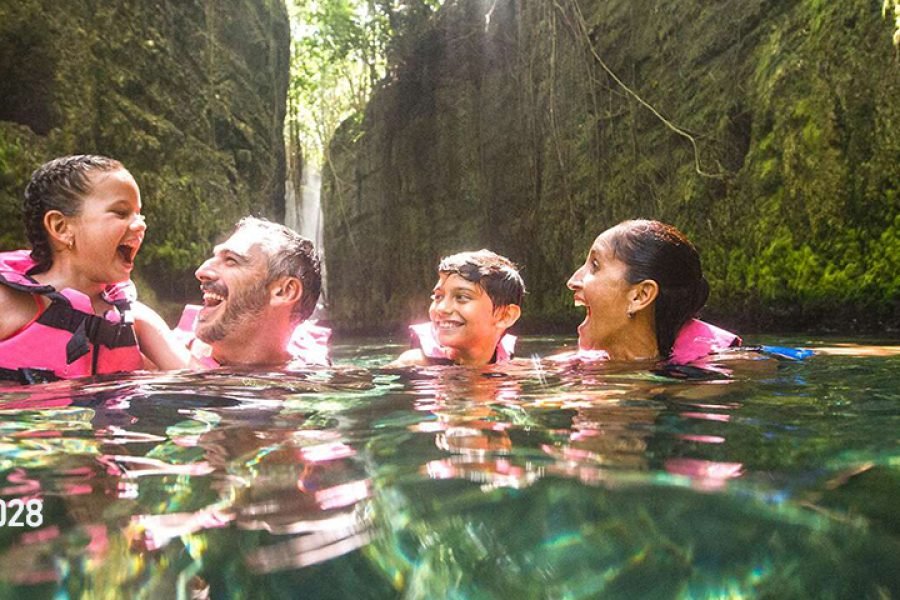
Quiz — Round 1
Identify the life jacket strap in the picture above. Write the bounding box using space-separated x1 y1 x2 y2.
36 302 138 366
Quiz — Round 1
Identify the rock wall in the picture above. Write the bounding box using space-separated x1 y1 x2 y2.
0 0 290 308
323 0 899 334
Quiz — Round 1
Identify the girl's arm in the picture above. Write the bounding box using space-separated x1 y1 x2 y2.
132 301 191 370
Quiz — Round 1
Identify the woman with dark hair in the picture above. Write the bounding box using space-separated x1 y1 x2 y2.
566 219 739 362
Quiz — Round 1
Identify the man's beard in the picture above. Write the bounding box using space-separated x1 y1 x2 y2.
197 284 269 344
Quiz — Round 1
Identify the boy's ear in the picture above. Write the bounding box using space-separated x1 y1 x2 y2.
494 304 521 330
43 210 74 249
629 279 659 314
269 276 303 308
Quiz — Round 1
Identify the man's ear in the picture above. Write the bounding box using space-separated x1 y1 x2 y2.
43 210 74 250
629 279 659 314
494 304 522 330
270 276 303 307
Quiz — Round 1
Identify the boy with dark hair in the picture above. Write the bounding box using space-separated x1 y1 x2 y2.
392 249 525 367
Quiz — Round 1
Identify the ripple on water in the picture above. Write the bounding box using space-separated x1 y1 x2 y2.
0 338 897 597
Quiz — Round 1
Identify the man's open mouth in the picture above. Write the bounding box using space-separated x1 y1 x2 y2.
202 290 226 307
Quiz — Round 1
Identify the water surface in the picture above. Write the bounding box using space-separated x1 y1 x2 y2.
0 336 897 598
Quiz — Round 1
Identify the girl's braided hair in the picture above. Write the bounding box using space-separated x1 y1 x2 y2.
23 155 123 274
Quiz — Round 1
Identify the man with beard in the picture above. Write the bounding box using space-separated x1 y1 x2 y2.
175 217 329 367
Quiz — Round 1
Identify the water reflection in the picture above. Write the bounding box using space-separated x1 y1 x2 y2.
0 342 897 597
131 426 373 573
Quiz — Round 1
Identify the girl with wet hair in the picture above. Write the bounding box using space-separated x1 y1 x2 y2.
566 219 739 362
0 155 188 383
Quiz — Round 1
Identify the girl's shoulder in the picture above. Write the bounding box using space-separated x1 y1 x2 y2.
0 286 43 340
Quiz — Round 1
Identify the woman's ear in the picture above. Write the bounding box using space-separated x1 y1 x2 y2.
43 210 74 250
270 276 303 307
494 304 522 330
630 279 659 313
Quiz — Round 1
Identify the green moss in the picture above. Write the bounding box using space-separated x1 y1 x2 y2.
324 0 900 334
0 0 290 307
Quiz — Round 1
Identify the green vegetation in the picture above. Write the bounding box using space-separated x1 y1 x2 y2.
322 0 900 334
1 1 896 333
287 0 442 167
0 0 290 320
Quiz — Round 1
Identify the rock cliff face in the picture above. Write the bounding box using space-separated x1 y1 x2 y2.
0 0 290 306
324 0 899 334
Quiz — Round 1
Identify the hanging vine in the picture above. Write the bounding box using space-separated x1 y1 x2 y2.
556 0 729 180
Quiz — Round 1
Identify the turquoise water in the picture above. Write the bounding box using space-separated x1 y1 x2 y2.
0 336 897 599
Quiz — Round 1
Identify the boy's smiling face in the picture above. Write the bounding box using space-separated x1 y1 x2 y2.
429 272 507 361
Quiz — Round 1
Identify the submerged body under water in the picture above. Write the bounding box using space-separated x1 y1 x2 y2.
0 335 897 598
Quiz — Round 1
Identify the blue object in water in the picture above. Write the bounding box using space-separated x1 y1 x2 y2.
756 345 815 361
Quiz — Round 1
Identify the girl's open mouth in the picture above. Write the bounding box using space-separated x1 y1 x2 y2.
117 244 138 266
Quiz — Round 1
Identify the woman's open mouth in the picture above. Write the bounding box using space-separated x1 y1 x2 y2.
576 304 591 331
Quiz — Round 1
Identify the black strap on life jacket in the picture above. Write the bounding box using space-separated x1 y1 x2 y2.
0 268 137 376
35 299 138 365
0 270 56 295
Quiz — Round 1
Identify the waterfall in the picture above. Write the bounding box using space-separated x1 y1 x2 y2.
285 164 327 317
300 167 323 250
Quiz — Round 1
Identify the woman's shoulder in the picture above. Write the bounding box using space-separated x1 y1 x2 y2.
545 348 610 363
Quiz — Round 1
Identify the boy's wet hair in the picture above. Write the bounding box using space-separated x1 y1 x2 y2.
24 155 124 274
234 216 322 323
438 249 525 308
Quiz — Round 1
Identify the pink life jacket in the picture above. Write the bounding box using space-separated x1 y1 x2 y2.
174 304 332 368
569 318 740 364
668 318 741 363
409 322 516 365
0 250 143 383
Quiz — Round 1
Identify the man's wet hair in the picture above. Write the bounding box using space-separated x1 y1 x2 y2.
438 249 525 308
234 217 322 322
24 155 125 274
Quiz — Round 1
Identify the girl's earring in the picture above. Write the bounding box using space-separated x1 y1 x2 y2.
626 310 634 319
67 239 74 251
